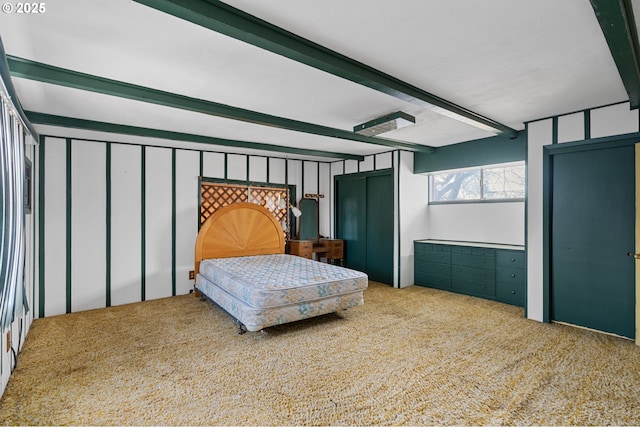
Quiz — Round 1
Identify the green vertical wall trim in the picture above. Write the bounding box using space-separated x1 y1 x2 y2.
171 149 177 296
266 157 270 183
224 153 228 180
542 148 552 323
105 142 111 307
141 146 146 301
523 123 528 319
245 155 250 182
198 152 203 231
301 161 305 197
552 117 558 144
65 139 72 314
584 110 591 140
37 135 45 318
132 0 516 137
373 154 377 171
31 143 36 318
316 163 320 194
396 151 401 289
285 159 289 209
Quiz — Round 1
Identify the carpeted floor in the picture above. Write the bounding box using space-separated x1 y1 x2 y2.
0 281 639 426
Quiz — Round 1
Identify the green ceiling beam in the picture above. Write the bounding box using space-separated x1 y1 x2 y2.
590 0 640 108
25 111 365 161
0 37 39 139
133 0 517 137
8 56 431 153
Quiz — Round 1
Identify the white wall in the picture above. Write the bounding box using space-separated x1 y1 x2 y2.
39 137 330 316
398 151 429 287
526 101 639 322
426 202 525 245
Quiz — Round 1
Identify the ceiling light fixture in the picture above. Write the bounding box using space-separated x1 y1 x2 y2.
353 111 415 137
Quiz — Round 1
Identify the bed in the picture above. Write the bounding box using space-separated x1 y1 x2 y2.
194 202 368 333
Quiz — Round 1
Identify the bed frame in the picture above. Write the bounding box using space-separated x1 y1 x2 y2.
193 202 366 333
194 202 285 276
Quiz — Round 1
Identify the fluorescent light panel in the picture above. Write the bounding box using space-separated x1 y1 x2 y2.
354 111 415 136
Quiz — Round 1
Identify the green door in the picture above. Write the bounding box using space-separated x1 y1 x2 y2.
336 176 367 272
366 174 394 284
335 171 394 284
551 144 635 339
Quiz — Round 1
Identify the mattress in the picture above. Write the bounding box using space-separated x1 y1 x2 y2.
198 254 368 309
196 273 365 331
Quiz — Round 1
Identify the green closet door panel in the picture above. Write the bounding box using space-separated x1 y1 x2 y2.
551 145 635 339
336 177 367 272
366 174 394 285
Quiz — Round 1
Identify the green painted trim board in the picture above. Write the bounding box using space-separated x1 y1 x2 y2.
414 132 525 173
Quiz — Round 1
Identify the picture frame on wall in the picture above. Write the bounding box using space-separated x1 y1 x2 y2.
24 157 32 214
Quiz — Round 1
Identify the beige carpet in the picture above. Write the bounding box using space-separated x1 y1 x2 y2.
0 281 639 426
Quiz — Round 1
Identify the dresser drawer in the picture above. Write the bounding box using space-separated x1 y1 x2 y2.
416 261 450 277
472 247 495 257
416 251 451 264
415 273 451 290
450 245 472 255
496 282 525 306
451 253 495 270
452 265 495 284
288 240 313 259
415 243 431 257
451 278 495 297
416 243 452 252
496 267 525 285
329 240 343 258
497 250 525 269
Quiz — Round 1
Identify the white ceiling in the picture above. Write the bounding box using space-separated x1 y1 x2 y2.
0 0 630 160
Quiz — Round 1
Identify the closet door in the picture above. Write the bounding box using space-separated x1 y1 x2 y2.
336 176 367 272
551 144 635 338
335 171 394 284
366 174 393 285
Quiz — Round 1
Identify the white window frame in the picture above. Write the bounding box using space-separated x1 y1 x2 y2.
428 161 525 204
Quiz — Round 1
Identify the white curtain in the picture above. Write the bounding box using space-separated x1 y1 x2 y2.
0 93 27 330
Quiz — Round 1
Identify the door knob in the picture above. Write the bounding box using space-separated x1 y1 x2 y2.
626 252 640 259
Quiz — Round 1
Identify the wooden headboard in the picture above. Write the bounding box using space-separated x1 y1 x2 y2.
194 202 285 274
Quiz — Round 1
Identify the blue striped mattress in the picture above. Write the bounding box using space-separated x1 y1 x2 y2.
196 254 368 331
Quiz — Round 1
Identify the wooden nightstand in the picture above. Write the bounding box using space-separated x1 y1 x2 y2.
318 238 344 265
287 240 313 259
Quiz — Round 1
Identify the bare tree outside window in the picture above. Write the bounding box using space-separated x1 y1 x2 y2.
483 165 526 199
429 163 525 203
431 170 481 201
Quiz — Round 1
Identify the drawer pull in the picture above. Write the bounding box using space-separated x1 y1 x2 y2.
511 290 516 294
510 258 516 262
511 274 516 278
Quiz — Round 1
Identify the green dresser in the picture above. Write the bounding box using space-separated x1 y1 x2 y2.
414 240 525 307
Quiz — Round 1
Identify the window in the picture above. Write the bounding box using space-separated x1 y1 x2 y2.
429 162 525 203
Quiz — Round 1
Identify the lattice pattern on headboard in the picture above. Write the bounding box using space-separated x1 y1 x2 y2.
200 182 289 233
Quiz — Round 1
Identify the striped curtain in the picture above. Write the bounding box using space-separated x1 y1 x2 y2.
0 94 28 330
